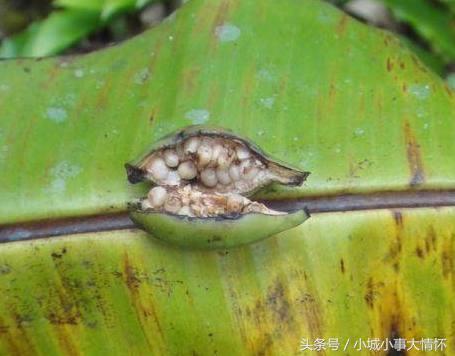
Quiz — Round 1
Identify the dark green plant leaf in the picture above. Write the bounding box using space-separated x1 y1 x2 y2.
54 0 106 10
56 0 155 20
0 0 158 58
399 36 445 75
0 10 100 58
381 0 455 63
439 0 455 13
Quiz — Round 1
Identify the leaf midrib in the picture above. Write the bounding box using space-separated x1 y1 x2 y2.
2 189 455 243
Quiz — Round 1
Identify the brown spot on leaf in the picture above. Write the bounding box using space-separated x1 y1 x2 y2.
255 333 273 356
403 121 425 186
364 278 386 309
340 258 345 274
364 278 375 308
266 280 292 324
123 253 141 292
0 264 11 275
212 0 231 29
387 319 407 355
329 82 336 99
94 79 113 110
53 326 80 356
387 58 393 72
393 211 403 229
0 317 23 355
388 212 403 263
183 67 201 92
44 286 81 327
122 253 164 349
415 246 424 259
0 323 8 334
297 290 323 337
51 247 67 259
441 249 453 278
383 33 395 47
425 226 437 253
47 312 80 325
336 14 348 34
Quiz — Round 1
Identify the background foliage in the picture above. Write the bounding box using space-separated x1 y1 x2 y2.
1 0 454 84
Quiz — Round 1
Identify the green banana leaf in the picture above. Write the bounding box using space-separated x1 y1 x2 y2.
1 208 453 354
0 0 454 354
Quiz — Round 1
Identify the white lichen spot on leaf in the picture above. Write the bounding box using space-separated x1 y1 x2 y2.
299 146 318 170
185 109 210 124
259 97 275 109
46 107 68 123
46 161 82 194
409 84 431 100
354 127 365 137
74 69 85 78
134 68 151 85
215 23 241 42
0 130 8 165
257 68 275 82
0 145 8 162
96 80 106 89
416 107 427 118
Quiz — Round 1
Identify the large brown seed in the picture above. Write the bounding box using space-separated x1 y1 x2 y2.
163 149 179 167
228 164 241 181
235 145 250 160
200 168 217 187
178 161 197 180
146 157 169 180
210 144 225 167
183 137 200 154
175 143 186 160
217 149 233 169
164 195 182 214
216 168 231 185
197 143 212 167
166 170 181 185
240 159 259 180
147 186 168 207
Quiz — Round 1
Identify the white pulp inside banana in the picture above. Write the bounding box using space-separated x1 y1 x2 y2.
139 135 287 217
